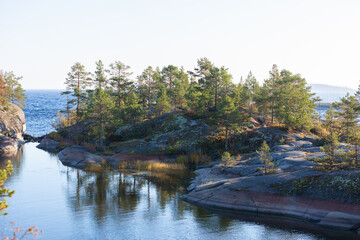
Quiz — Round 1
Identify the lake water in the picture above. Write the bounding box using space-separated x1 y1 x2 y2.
24 90 67 136
0 143 335 240
0 90 358 239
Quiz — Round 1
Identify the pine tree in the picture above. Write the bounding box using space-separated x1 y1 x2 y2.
217 95 249 150
64 62 91 118
256 141 274 175
274 70 317 130
233 81 249 109
244 71 260 110
348 125 360 167
154 86 171 116
85 89 115 151
161 65 178 91
2 71 26 108
255 64 280 123
172 67 189 109
184 77 201 111
86 60 110 151
333 93 360 141
108 61 133 108
124 92 144 124
93 60 108 90
322 107 341 166
137 66 158 109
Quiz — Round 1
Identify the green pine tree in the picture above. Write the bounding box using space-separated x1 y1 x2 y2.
64 62 91 119
256 141 275 175
154 86 171 116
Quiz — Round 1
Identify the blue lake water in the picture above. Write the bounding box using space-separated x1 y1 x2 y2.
0 90 358 239
24 89 67 136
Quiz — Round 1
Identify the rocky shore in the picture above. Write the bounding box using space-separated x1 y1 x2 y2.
0 102 26 156
181 137 360 232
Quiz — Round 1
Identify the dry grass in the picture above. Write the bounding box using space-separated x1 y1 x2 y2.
118 160 186 172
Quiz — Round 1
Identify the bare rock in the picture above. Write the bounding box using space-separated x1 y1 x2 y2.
37 136 60 152
0 102 26 140
0 103 26 156
58 146 104 169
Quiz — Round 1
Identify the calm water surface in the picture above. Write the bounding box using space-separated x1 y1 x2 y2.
0 143 347 240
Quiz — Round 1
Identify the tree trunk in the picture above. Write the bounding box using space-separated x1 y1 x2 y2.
225 125 229 151
77 76 80 120
356 145 358 168
214 87 218 110
99 114 104 151
99 93 104 151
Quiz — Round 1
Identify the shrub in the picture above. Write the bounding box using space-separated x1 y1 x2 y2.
48 131 62 141
310 125 327 137
221 151 232 163
52 109 77 131
58 140 67 149
176 152 211 167
0 160 14 216
184 110 198 118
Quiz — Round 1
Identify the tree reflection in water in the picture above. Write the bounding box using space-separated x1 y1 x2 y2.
64 167 197 225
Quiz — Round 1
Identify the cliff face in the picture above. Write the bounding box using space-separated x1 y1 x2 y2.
0 102 26 156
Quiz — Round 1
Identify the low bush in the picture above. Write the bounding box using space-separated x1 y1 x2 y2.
48 131 62 141
176 152 211 167
310 125 327 137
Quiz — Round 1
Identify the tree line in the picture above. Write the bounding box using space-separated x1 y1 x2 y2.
0 71 26 108
58 58 320 150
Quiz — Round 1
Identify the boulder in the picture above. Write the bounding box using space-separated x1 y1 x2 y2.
0 102 26 140
288 140 313 148
37 136 60 152
58 146 104 169
0 103 26 156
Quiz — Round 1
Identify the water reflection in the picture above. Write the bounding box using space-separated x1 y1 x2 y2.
1 143 354 239
0 145 24 176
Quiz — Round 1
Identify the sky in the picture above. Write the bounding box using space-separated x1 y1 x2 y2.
1 0 359 90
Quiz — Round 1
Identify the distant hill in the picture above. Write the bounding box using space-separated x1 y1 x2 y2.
309 84 357 103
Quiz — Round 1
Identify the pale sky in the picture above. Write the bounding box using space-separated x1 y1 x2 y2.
1 0 359 90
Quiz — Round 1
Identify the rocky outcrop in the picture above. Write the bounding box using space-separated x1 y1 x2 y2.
109 112 211 154
0 102 26 156
181 138 360 231
0 102 26 139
